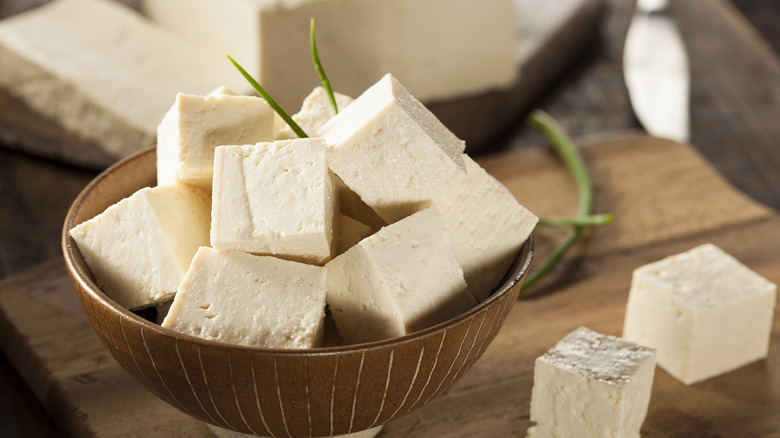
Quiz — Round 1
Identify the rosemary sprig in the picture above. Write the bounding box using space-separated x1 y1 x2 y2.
310 19 338 116
227 55 309 138
519 110 613 296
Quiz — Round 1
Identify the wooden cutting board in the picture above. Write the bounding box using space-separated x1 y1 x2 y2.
0 134 778 437
0 0 604 168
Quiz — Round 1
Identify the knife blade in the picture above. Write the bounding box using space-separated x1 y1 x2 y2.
624 0 690 143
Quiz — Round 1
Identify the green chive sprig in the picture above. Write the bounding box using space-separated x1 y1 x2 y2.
227 55 309 138
539 214 614 227
310 19 338 116
519 110 614 296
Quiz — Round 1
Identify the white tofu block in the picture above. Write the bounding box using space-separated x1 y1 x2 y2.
623 243 777 385
335 177 387 233
69 183 211 309
141 0 517 110
156 90 274 187
211 139 337 265
276 86 354 140
337 214 373 255
162 247 326 349
0 0 244 158
326 207 476 344
321 74 468 223
528 327 656 438
434 156 538 302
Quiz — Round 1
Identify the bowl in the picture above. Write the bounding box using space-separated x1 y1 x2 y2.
62 148 534 437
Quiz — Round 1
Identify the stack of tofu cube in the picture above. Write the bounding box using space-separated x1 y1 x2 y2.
70 73 537 349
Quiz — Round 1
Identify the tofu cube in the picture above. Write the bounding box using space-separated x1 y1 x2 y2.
0 0 245 158
69 183 211 309
211 139 337 265
162 247 326 349
434 155 538 302
326 207 476 344
321 74 467 223
623 243 777 385
141 0 517 110
156 90 275 187
275 86 354 140
528 327 656 438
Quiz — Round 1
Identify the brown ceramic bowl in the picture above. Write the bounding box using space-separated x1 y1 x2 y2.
62 148 534 437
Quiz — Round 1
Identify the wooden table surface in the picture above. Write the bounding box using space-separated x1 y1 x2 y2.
0 0 777 437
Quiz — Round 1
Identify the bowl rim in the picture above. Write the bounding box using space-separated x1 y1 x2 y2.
62 147 534 357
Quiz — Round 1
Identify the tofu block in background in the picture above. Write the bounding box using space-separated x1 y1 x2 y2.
276 86 354 140
335 177 387 233
337 214 372 255
528 327 656 438
321 74 468 223
69 183 211 309
434 156 538 302
156 90 274 187
141 0 517 110
162 247 327 349
0 0 245 159
326 207 476 344
211 139 337 265
623 243 777 385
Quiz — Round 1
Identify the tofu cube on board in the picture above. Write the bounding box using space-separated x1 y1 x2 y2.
321 73 468 223
275 86 354 140
623 243 777 385
434 155 538 302
162 247 327 349
326 207 477 345
0 0 245 158
211 139 337 265
69 183 211 309
528 327 656 438
157 89 275 187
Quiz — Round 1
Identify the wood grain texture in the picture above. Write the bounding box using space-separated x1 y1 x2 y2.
0 148 97 278
1 134 778 437
731 0 780 53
